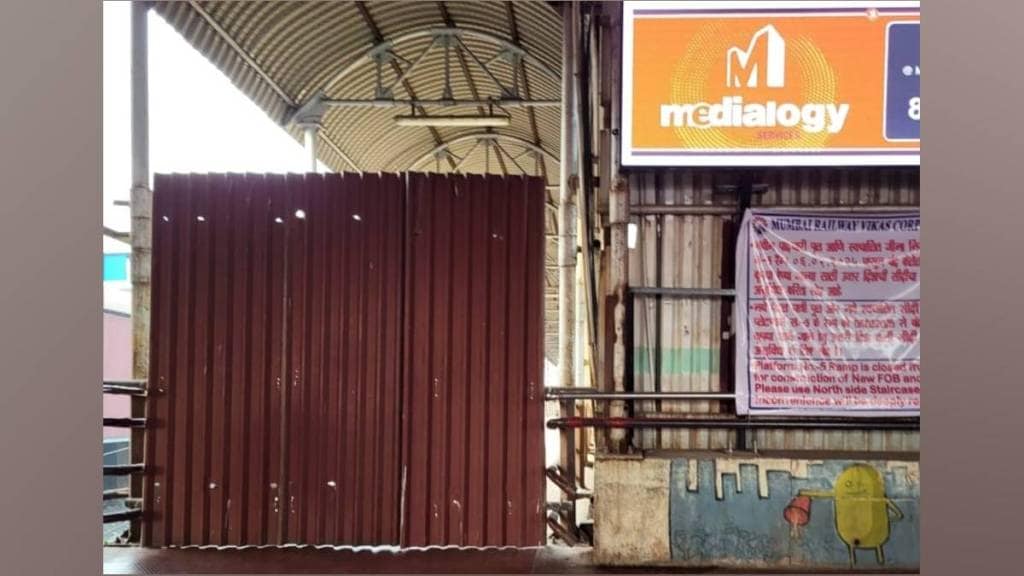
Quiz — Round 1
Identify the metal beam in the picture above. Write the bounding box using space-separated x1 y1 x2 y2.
450 138 483 172
507 1 548 183
436 3 508 176
320 98 560 108
408 133 558 170
320 26 559 96
104 226 130 243
187 0 296 108
385 37 437 95
493 141 529 175
315 124 362 174
355 3 457 172
631 287 737 299
453 35 510 96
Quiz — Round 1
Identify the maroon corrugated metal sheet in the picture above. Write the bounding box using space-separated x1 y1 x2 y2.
402 175 546 547
144 172 545 548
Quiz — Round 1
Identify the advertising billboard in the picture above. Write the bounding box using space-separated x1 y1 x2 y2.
622 1 921 166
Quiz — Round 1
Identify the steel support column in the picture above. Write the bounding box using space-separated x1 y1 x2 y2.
606 2 630 453
301 123 319 173
130 1 151 545
556 1 579 543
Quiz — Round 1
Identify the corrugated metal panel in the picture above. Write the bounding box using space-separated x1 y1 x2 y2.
144 172 546 548
145 172 405 547
402 174 546 547
151 1 564 364
628 168 920 453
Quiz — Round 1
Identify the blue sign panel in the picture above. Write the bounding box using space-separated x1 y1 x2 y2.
884 23 920 141
104 253 129 282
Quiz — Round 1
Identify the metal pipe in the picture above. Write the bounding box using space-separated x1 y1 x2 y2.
557 0 577 405
631 287 736 298
555 3 578 542
104 226 130 243
130 2 151 545
608 179 630 451
104 464 146 476
130 1 150 382
104 418 148 429
547 417 920 431
545 466 577 498
104 379 147 388
104 509 143 524
301 124 319 173
546 390 736 401
546 513 581 546
630 204 919 215
631 205 739 216
322 98 560 108
103 386 147 397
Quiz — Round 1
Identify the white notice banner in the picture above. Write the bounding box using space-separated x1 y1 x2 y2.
735 209 920 416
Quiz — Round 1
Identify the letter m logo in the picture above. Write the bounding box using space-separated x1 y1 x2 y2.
727 24 786 88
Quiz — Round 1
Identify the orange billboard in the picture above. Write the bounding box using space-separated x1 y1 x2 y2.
622 1 920 166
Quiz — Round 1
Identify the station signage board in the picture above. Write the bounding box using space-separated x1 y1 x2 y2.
735 209 921 416
622 1 920 166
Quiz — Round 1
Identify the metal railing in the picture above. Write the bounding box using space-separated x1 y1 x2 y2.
103 380 147 534
545 388 920 430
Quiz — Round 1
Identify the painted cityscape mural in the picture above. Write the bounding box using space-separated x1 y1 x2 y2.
669 458 919 570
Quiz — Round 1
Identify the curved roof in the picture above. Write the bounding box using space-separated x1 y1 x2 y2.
151 0 564 359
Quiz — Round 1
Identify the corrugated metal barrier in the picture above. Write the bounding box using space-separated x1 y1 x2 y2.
144 172 545 548
402 174 546 547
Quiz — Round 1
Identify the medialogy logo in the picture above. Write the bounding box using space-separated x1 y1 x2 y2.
622 1 920 167
726 24 785 89
659 24 851 135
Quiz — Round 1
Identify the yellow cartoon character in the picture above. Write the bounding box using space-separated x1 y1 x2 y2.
783 464 904 567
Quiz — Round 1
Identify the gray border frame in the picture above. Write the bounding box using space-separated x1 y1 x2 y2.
2 0 1024 574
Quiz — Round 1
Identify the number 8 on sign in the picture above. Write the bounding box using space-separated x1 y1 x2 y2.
907 97 920 121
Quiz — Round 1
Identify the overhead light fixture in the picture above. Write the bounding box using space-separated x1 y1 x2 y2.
394 114 511 128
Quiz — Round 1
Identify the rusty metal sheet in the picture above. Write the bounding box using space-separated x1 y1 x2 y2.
402 174 547 547
145 173 405 547
144 172 545 548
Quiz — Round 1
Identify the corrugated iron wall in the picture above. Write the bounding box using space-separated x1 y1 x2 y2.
402 174 546 547
628 168 920 453
144 172 545 548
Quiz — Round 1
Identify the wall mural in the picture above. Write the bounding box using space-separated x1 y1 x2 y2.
669 458 919 570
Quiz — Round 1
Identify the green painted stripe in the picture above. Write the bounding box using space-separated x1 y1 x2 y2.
633 347 721 375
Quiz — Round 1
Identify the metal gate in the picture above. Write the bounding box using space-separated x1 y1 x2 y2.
143 172 545 548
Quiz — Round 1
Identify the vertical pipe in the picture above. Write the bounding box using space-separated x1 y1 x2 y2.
556 0 579 541
131 1 151 379
559 5 577 413
608 178 629 452
130 0 151 544
606 5 630 453
302 124 319 173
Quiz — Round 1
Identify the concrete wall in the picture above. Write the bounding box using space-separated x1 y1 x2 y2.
594 454 919 571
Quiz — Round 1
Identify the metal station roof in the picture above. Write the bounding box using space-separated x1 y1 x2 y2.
151 0 564 360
